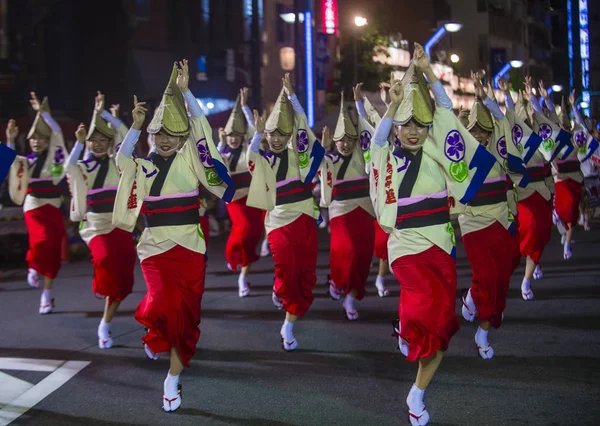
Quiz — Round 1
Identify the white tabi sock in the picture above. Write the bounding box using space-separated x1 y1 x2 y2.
406 383 426 414
533 264 543 280
98 319 110 339
164 372 179 397
521 277 533 300
41 289 52 304
475 326 494 359
564 242 572 259
343 294 356 312
375 275 385 291
238 273 248 288
281 320 294 341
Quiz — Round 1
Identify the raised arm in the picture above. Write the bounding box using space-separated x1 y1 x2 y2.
119 95 146 159
373 82 402 148
240 87 255 127
353 83 368 120
4 119 18 151
569 89 585 125
249 110 264 154
498 79 514 111
413 42 452 110
67 124 87 166
524 76 543 115
30 92 62 134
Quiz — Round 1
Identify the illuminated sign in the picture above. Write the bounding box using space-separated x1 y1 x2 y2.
567 0 574 89
305 10 315 127
322 0 337 35
580 0 590 115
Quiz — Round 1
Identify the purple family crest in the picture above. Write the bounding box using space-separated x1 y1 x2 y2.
496 136 508 159
539 123 552 141
359 130 371 151
444 130 465 162
512 124 523 147
53 146 64 164
297 129 309 153
196 138 214 168
574 131 587 146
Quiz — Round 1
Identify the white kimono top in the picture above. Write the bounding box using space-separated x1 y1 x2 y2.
8 113 67 213
112 90 234 261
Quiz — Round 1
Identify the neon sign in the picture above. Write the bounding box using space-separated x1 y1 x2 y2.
580 0 590 115
305 10 315 127
567 0 573 90
322 0 337 35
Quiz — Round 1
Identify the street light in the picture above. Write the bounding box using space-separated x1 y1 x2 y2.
552 84 563 92
354 16 368 27
424 22 462 57
353 16 368 85
493 60 523 88
450 54 460 63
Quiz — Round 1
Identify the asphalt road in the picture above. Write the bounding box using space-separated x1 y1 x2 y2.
0 222 599 426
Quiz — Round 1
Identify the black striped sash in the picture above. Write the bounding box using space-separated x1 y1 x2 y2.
232 171 252 190
27 180 61 199
527 164 552 182
142 196 200 228
276 180 313 206
468 179 507 207
86 189 117 214
332 177 370 201
557 159 581 174
395 197 450 230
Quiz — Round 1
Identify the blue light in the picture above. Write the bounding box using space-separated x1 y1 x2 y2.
493 62 512 89
567 0 574 90
305 10 314 127
580 0 590 116
424 27 447 57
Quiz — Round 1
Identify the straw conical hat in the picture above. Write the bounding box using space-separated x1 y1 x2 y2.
265 86 293 136
147 63 190 137
558 96 572 131
86 109 114 140
467 98 494 132
333 92 358 141
223 95 247 137
27 97 53 139
392 62 433 127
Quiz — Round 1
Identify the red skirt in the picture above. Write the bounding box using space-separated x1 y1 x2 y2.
225 197 263 270
462 221 513 329
24 204 66 279
135 246 207 367
555 179 583 229
268 214 318 317
88 228 136 303
391 246 459 362
518 192 552 264
329 208 375 300
509 216 522 273
374 221 389 260
199 216 210 249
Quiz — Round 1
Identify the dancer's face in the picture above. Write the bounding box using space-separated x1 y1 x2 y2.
470 124 491 147
29 134 49 153
226 134 243 149
335 135 356 157
86 131 112 158
266 130 288 154
152 132 185 157
396 120 428 152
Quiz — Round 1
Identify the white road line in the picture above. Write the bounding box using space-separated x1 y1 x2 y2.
0 373 33 407
0 360 90 426
0 358 63 372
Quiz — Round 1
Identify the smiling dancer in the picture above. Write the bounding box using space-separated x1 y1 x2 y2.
6 93 68 314
66 91 136 348
374 43 495 425
113 60 234 412
217 87 263 297
319 92 375 320
246 73 325 351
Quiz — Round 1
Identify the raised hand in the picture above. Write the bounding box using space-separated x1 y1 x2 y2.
5 119 18 142
379 82 391 106
282 73 294 97
474 80 487 99
95 91 105 113
218 127 225 143
353 82 364 102
131 95 147 130
498 78 509 92
538 80 549 99
240 87 249 107
569 89 576 107
413 42 430 69
524 76 534 100
29 92 42 112
389 82 404 105
75 123 87 142
253 109 265 133
321 126 332 150
176 59 189 93
110 104 120 118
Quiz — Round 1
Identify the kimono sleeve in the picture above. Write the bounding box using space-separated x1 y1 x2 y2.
246 148 276 211
573 123 600 163
66 161 89 222
506 109 542 165
370 138 403 233
291 112 325 185
319 154 337 208
113 152 153 232
425 108 496 204
183 115 235 202
8 155 29 206
491 117 530 188
534 112 574 162
358 115 375 174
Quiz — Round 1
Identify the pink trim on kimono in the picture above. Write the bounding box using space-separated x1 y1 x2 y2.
29 177 55 182
143 189 199 202
87 186 118 195
276 176 300 188
397 190 448 207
